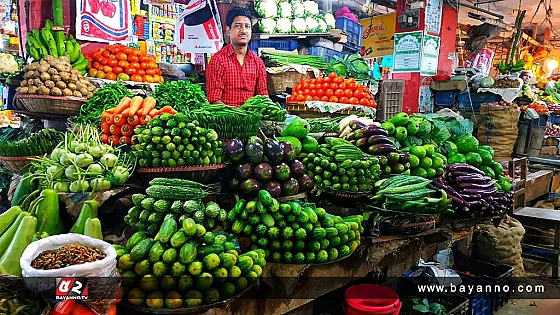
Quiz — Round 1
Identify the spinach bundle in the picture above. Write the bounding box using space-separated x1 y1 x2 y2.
152 80 208 112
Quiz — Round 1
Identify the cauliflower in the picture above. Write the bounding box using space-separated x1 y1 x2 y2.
316 17 327 32
305 16 319 32
276 17 292 33
323 13 336 29
292 1 305 18
259 18 277 33
292 18 307 33
0 53 18 73
303 1 319 15
278 1 292 18
255 0 278 18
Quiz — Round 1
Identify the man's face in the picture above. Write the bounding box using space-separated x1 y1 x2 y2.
227 16 252 46
520 73 531 84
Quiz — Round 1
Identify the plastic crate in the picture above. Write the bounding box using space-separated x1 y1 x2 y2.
454 257 514 313
456 272 493 315
249 39 298 54
377 80 405 121
435 91 459 107
335 17 363 48
550 113 560 124
531 115 549 127
308 46 342 62
457 92 500 111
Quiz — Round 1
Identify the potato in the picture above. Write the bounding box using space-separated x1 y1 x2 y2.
51 74 62 82
55 81 66 89
70 74 79 83
40 72 51 82
28 63 39 71
54 64 67 73
44 80 55 89
50 87 63 96
62 88 73 96
60 72 70 82
28 86 39 94
44 55 54 62
39 86 50 95
86 92 94 99
33 78 43 86
24 71 34 79
20 80 28 87
47 68 58 76
75 82 83 91
79 87 88 95
73 91 83 98
38 65 49 73
59 56 69 63
27 79 35 86
87 85 96 92
18 87 29 94
67 82 77 91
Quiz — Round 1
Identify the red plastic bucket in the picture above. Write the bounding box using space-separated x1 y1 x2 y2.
344 284 402 315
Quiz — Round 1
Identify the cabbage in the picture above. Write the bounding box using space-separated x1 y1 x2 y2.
255 0 278 18
292 1 305 18
323 12 335 29
276 17 291 33
305 16 319 32
278 1 292 18
316 17 327 32
292 18 307 33
303 1 319 15
480 76 494 88
259 18 277 33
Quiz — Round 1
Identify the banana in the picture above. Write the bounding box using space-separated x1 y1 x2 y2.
31 29 47 50
28 47 40 60
26 35 42 50
45 19 53 32
41 28 58 57
74 56 88 71
70 40 82 63
66 39 74 59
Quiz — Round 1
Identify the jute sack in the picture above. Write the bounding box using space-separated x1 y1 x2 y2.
477 105 520 162
473 215 525 276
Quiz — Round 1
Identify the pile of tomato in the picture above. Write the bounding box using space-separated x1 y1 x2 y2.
286 72 376 107
86 45 164 83
520 102 549 115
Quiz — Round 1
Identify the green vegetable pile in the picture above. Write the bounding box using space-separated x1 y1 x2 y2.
372 175 453 214
126 178 227 235
301 137 381 193
30 125 133 193
307 116 345 133
152 80 209 112
261 51 330 70
75 82 132 124
133 113 224 168
330 54 373 83
227 190 363 264
241 95 287 122
118 222 265 308
0 129 63 157
182 104 261 140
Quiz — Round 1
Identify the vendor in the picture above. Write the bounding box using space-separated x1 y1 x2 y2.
518 70 537 103
206 8 268 107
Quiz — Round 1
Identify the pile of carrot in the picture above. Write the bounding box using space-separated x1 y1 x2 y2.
100 96 177 145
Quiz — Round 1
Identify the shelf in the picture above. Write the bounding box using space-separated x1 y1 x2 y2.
253 32 340 41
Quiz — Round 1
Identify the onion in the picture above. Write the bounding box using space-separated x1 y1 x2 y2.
46 164 64 179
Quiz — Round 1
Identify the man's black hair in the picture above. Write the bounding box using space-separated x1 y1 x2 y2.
226 8 252 27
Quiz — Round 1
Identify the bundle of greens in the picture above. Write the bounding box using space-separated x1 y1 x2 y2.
261 51 330 70
75 82 132 124
330 54 373 83
241 95 287 122
152 80 208 112
182 104 262 139
0 129 64 157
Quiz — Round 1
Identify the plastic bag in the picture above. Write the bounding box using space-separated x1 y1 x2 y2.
20 234 120 314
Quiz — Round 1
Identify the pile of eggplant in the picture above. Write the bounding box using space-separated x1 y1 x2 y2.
224 137 314 198
341 120 410 176
432 163 513 218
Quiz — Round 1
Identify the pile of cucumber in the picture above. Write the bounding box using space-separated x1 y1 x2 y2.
116 219 266 309
241 96 287 122
227 190 363 264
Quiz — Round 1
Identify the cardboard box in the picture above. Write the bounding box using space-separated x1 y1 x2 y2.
540 145 558 156
543 137 560 146
551 175 560 194
525 170 554 202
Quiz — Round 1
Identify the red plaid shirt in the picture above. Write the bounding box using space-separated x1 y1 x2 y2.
206 44 268 107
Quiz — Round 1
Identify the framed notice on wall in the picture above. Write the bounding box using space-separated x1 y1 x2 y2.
420 34 440 76
393 31 422 73
425 0 442 34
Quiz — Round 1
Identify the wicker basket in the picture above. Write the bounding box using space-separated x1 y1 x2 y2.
0 155 38 174
286 103 356 118
15 93 86 116
136 164 227 184
267 70 315 95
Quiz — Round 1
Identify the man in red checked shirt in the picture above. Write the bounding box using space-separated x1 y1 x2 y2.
206 8 268 107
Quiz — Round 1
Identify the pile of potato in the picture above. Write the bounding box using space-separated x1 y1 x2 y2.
17 56 97 98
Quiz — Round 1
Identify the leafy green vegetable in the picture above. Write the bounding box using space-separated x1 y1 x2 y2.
153 80 209 112
330 54 374 83
75 82 132 124
445 117 473 139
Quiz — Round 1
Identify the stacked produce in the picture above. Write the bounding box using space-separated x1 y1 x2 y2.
372 175 453 214
76 82 133 125
330 54 377 86
302 137 381 192
30 125 133 193
435 164 513 217
86 45 164 83
225 136 314 197
118 220 265 308
0 129 63 157
0 51 23 78
17 56 98 98
227 190 363 263
402 144 446 178
481 100 517 108
101 96 175 146
519 102 549 114
0 290 42 315
25 20 87 73
125 178 228 235
497 60 525 76
307 116 346 133
492 77 522 88
132 113 224 168
241 95 287 122
152 80 208 112
261 51 331 71
182 104 262 140
278 118 318 155
256 0 335 33
287 73 375 107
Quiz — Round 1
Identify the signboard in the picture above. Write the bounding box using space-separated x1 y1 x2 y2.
359 13 396 58
425 0 442 34
420 34 440 76
76 0 132 42
175 0 223 54
393 31 422 73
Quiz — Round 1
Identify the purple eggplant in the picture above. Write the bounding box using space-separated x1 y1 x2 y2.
460 193 482 200
453 175 492 183
282 178 300 196
236 162 253 180
264 139 284 164
289 160 305 177
245 142 264 164
367 135 394 145
356 137 368 148
364 125 389 136
468 200 485 208
446 163 486 176
225 139 245 162
298 174 315 192
461 187 498 196
274 163 291 181
431 180 469 206
450 171 485 178
240 179 261 195
264 181 282 198
350 120 367 130
254 162 273 182
399 153 410 164
368 144 397 155
457 181 496 190
279 142 296 162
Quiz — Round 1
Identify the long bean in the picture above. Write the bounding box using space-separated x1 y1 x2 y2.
261 51 330 70
75 82 132 124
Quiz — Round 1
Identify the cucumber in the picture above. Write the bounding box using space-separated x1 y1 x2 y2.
130 238 155 261
196 245 224 258
125 231 146 251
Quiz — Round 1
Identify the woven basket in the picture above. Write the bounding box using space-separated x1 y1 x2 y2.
136 164 227 184
286 103 356 119
15 93 86 116
0 155 38 174
267 70 315 95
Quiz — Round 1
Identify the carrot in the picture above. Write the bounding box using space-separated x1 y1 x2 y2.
141 96 157 116
109 124 121 135
100 134 109 144
122 108 131 117
127 115 140 126
119 136 132 145
108 135 120 146
101 111 111 122
105 114 115 125
114 97 131 114
128 97 144 115
149 108 159 117
160 106 176 114
106 108 115 114
113 114 126 126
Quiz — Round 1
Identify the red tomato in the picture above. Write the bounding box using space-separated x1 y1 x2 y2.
293 86 300 94
127 54 139 63
140 62 151 70
125 67 137 75
92 52 102 62
349 97 359 104
329 83 338 90
116 52 127 60
102 66 113 73
131 74 143 82
309 84 316 90
316 77 324 84
107 59 118 67
88 69 98 77
117 60 129 68
322 83 330 89
92 61 100 69
302 83 310 90
100 58 109 65
325 89 334 97
303 89 310 95
95 64 104 71
101 50 111 58
333 77 344 84
339 96 349 104
354 90 364 99
109 54 116 59
155 68 162 76
145 68 157 76
320 96 329 101
130 62 140 69
316 89 324 97
296 94 305 102
301 79 309 85
287 95 294 102
334 89 344 98
137 69 145 76
344 89 353 98
324 77 332 84
305 95 312 101
112 66 124 74
329 96 339 103
106 72 117 80
348 82 357 90
360 98 369 106
309 79 317 84
139 55 150 63
143 75 154 83
328 72 337 78
339 82 347 89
